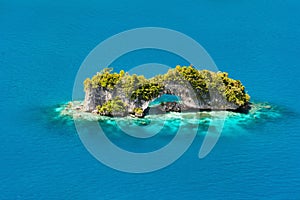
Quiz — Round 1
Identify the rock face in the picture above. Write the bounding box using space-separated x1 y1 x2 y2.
83 66 251 117
83 82 247 116
159 82 239 111
84 87 112 112
83 87 149 113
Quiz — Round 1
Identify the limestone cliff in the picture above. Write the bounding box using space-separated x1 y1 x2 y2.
83 66 251 117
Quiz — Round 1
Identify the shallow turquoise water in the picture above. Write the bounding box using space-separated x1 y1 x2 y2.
1 0 300 199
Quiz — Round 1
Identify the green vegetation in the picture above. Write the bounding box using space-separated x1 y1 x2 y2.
84 65 250 112
158 65 250 106
133 107 144 116
174 65 209 94
84 68 124 91
96 97 127 116
131 83 163 101
117 73 148 98
217 72 250 106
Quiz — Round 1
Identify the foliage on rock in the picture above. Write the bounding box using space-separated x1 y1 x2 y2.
131 83 163 101
84 65 250 111
84 68 124 91
133 107 144 117
96 97 127 116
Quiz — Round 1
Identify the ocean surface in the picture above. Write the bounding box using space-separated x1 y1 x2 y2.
1 0 300 199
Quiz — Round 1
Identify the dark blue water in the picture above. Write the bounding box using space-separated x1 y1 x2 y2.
1 0 300 199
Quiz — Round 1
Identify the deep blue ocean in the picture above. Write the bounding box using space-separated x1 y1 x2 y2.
1 0 300 199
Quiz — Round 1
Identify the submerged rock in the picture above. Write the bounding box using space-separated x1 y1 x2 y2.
58 101 281 130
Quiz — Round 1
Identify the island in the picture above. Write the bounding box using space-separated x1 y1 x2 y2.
69 65 251 118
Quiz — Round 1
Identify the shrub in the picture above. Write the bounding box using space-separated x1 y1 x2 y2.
133 107 144 115
97 97 127 116
84 66 250 108
83 68 123 91
131 83 163 101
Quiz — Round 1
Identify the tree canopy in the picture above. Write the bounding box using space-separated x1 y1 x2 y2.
84 65 250 111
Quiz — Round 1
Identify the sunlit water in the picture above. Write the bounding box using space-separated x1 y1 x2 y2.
1 0 300 199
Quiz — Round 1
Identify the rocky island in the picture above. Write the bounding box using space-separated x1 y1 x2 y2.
69 65 251 118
